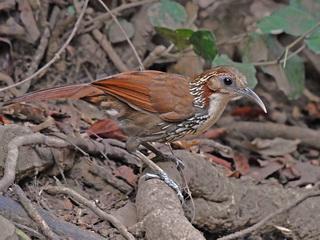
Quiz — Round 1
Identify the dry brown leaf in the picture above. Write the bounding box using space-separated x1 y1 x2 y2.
0 17 25 36
168 54 204 78
62 198 73 211
230 107 266 118
233 152 250 175
304 102 320 120
108 19 135 43
77 34 108 69
87 119 127 141
172 140 200 150
0 0 15 10
227 170 241 178
16 0 40 43
1 103 47 123
250 158 285 181
287 162 320 187
249 137 301 156
204 153 232 170
113 165 138 187
203 127 226 139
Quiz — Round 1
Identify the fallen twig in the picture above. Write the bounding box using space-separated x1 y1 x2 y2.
97 0 144 70
13 221 44 239
83 0 157 28
13 185 60 240
20 26 51 94
45 185 135 240
142 45 167 68
0 196 106 239
92 29 129 72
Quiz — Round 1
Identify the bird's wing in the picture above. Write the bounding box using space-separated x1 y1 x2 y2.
92 71 195 122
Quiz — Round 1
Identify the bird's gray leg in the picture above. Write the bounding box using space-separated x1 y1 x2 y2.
126 138 183 201
142 142 185 169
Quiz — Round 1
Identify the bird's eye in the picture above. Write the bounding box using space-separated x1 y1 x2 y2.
223 77 233 86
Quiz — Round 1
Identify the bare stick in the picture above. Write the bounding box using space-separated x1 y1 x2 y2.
97 0 145 71
13 185 60 240
83 0 157 27
279 22 320 66
0 0 89 92
142 45 167 68
0 73 20 97
20 26 51 94
252 22 320 67
252 44 306 67
92 29 129 72
13 221 45 239
45 185 135 240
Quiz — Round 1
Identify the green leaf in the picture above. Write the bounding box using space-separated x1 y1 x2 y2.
242 33 268 63
155 27 217 60
156 27 194 51
67 6 75 15
262 57 304 100
212 54 257 89
257 5 318 36
284 55 305 99
290 0 320 19
147 0 188 29
189 30 217 62
305 27 320 53
261 35 305 99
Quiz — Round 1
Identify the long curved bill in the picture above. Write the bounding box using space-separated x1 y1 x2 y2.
235 88 267 113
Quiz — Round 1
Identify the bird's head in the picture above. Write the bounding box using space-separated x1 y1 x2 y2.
195 65 267 113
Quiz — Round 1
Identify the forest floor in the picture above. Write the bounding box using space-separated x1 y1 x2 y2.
0 0 320 239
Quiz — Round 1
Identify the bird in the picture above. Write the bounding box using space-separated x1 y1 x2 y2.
4 66 266 199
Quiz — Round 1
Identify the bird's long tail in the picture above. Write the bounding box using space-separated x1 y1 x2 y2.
3 83 105 106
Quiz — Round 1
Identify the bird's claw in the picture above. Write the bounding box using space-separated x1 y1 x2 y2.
142 172 184 201
166 155 185 169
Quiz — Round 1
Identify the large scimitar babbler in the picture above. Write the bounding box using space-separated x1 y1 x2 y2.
4 66 267 199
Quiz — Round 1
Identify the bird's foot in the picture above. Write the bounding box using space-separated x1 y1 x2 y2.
141 172 184 201
134 150 184 202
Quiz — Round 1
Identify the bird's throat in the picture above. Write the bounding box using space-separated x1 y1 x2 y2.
193 93 231 135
